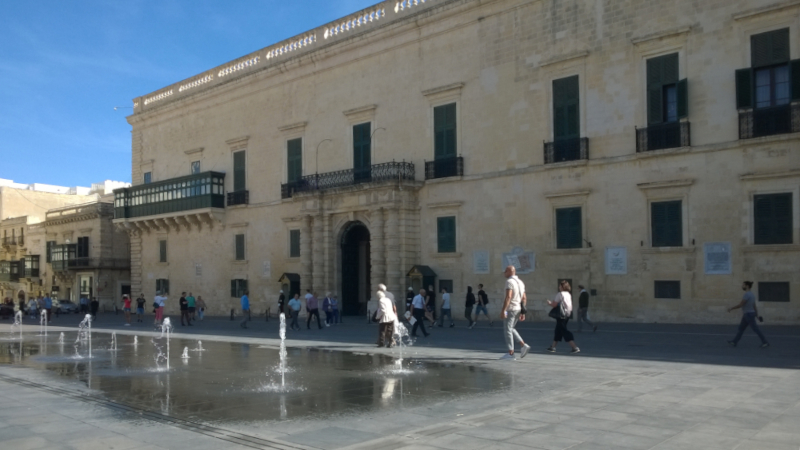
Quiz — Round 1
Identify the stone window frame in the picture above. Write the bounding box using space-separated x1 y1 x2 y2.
288 228 301 259
427 201 462 258
539 52 588 145
545 190 591 253
734 10 798 68
422 83 464 164
637 180 694 251
740 171 800 248
158 239 168 264
279 122 307 184
343 105 379 170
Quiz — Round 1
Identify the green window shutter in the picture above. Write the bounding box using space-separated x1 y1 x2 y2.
647 57 664 124
289 229 300 257
652 201 682 247
287 139 302 182
661 53 679 85
553 76 580 138
677 79 688 119
233 151 246 192
353 122 371 171
437 216 456 253
242 280 248 295
754 193 793 245
791 59 800 101
235 234 245 260
556 207 582 249
752 28 789 68
434 103 457 158
231 280 237 297
159 240 167 262
164 280 169 295
735 68 753 109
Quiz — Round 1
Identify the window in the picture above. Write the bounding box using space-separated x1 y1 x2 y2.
353 122 371 182
553 75 580 140
651 201 682 247
159 240 167 263
143 172 152 184
754 193 793 245
654 281 680 299
155 279 169 295
191 161 201 174
759 282 790 303
233 151 246 192
556 207 582 249
437 216 456 253
235 234 246 261
289 230 300 258
434 103 457 159
45 241 56 263
76 237 90 258
287 138 302 183
647 53 688 124
231 279 248 298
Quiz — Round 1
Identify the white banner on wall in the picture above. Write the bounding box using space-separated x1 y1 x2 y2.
473 250 490 274
605 247 627 275
704 242 732 275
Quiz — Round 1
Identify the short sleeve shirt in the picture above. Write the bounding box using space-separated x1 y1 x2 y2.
441 293 451 309
123 297 131 309
742 291 756 314
505 276 525 311
477 290 488 305
412 294 425 309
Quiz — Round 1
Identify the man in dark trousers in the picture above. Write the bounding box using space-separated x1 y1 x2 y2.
577 285 597 332
179 292 192 326
727 281 769 348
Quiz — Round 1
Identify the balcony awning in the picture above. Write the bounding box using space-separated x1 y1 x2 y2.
407 265 436 277
278 273 301 283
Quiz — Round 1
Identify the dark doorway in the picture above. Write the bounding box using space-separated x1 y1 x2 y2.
121 285 131 298
341 222 370 316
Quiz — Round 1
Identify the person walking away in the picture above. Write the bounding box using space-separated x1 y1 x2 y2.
180 293 192 326
500 266 530 360
547 280 580 353
425 285 436 327
410 289 430 338
438 287 454 327
43 294 52 323
122 295 132 326
322 292 333 327
288 294 301 330
278 290 286 315
186 292 196 321
135 294 146 322
376 290 397 347
465 286 476 328
240 291 250 328
576 285 597 332
90 297 99 319
728 281 769 348
405 287 414 319
196 296 206 320
80 295 88 314
475 284 493 326
154 291 167 326
306 292 322 329
331 295 340 324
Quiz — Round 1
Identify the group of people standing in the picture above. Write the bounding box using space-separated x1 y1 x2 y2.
143 291 206 329
277 290 341 331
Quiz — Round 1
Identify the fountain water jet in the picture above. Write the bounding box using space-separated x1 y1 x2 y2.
39 309 48 336
75 314 92 358
110 332 117 351
181 347 189 359
278 313 287 388
10 311 23 340
134 336 138 346
58 332 65 344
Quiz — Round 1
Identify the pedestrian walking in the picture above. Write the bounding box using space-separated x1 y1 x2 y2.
728 281 769 348
331 295 340 324
180 293 192 326
405 287 414 315
43 294 52 323
465 286 476 328
475 284 493 326
196 296 206 320
438 287 454 327
546 280 580 354
79 295 88 314
410 288 430 338
135 294 146 322
376 290 397 347
90 297 99 319
425 285 436 326
322 292 333 327
240 290 250 328
499 266 530 360
278 290 286 315
122 295 132 326
288 294 301 330
576 285 597 332
306 292 322 329
186 292 196 321
154 291 167 326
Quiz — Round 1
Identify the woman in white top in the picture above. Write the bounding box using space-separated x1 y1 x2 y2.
375 290 398 347
546 280 580 354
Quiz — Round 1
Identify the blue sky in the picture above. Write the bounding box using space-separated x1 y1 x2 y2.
0 0 377 187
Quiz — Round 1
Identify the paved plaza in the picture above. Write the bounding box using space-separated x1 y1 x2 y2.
1 313 799 450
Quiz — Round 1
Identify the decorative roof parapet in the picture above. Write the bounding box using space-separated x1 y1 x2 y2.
131 0 446 115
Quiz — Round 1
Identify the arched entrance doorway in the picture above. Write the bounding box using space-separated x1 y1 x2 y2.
341 221 370 316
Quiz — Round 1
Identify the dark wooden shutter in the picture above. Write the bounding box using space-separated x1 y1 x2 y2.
242 280 248 295
754 193 793 245
290 230 300 257
164 280 169 295
654 280 681 299
353 122 371 178
235 234 245 260
159 240 167 262
434 103 457 159
556 207 582 249
677 79 688 119
752 28 790 68
652 201 682 247
553 76 580 138
437 216 456 253
233 151 246 192
287 139 302 182
758 282 790 302
231 280 237 297
735 68 753 109
791 59 800 101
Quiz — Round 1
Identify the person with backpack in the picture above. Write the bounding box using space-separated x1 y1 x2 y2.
465 286 476 328
473 283 493 327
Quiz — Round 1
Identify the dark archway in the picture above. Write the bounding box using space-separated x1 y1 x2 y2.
341 222 370 316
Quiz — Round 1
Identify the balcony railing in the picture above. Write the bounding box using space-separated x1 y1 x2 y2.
1 236 22 247
544 137 589 164
739 104 800 139
281 161 415 199
227 190 249 206
52 257 130 272
114 171 225 219
424 156 463 180
0 260 20 282
636 122 691 152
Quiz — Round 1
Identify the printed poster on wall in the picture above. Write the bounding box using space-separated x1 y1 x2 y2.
502 247 535 274
473 251 490 274
704 242 732 275
605 247 627 275
262 261 271 278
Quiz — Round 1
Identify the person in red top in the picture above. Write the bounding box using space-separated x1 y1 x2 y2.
122 295 132 327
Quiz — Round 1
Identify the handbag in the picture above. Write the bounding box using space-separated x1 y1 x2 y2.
548 305 565 320
371 310 380 323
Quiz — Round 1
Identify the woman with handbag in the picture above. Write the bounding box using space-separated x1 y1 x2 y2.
546 280 580 354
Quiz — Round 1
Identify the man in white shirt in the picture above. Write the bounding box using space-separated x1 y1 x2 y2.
410 288 430 338
500 266 530 360
375 290 397 347
437 287 454 327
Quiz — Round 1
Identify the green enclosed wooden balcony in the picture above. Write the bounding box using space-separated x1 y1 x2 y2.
113 171 225 219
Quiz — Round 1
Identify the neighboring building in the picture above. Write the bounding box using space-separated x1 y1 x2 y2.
116 0 799 323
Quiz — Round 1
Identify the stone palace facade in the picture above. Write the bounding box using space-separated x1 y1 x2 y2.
115 0 800 323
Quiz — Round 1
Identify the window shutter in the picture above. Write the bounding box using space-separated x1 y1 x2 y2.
434 104 457 158
556 207 582 249
242 280 248 295
652 201 682 247
164 280 169 295
233 151 246 192
647 57 664 124
290 230 300 257
755 193 793 245
287 139 302 182
666 201 682 246
662 53 679 85
735 68 753 109
159 240 167 262
353 122 371 171
235 234 245 260
752 28 789 68
553 76 580 138
791 59 800 102
677 78 688 119
437 216 456 253
231 280 237 298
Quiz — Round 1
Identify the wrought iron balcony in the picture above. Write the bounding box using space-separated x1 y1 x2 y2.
67 258 131 270
23 255 39 278
424 156 463 180
0 260 20 282
636 122 691 152
281 161 415 199
1 236 22 248
544 137 589 164
739 104 800 139
227 190 249 206
114 171 225 219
